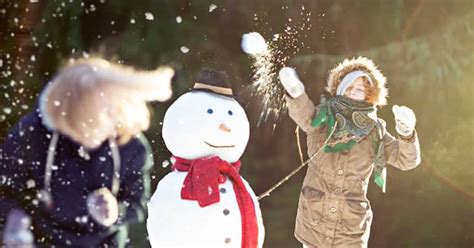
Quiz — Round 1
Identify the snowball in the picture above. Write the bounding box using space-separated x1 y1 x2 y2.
241 32 268 55
176 16 182 23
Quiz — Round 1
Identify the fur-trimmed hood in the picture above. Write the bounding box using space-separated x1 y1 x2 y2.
325 57 388 106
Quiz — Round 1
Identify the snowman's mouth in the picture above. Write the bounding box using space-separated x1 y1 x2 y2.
205 141 236 148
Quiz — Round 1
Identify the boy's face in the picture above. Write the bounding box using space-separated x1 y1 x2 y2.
344 77 366 101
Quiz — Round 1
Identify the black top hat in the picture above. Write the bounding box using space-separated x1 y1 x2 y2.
192 68 233 97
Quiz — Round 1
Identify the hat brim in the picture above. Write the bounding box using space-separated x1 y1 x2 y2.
192 82 234 97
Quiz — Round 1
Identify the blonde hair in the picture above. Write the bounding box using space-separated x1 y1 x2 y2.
361 77 377 105
39 57 174 149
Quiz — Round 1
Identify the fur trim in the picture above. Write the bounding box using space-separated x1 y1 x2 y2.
326 57 388 106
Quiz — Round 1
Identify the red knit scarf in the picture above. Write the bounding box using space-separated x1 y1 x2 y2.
172 156 259 248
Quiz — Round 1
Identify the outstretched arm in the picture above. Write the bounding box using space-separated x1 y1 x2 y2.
383 128 421 170
279 67 318 134
382 106 421 170
285 94 318 134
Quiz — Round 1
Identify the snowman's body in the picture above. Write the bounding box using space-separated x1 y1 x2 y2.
148 172 264 248
147 91 264 248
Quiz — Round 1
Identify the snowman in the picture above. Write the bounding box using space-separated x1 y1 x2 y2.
147 69 265 248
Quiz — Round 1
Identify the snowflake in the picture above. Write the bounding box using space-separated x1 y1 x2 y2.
145 12 154 21
209 4 217 12
89 4 96 12
208 186 213 195
26 179 36 188
3 107 12 114
161 160 170 168
180 46 190 53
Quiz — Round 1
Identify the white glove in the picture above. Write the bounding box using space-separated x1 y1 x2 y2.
87 187 119 227
392 105 416 137
3 209 34 248
278 67 305 98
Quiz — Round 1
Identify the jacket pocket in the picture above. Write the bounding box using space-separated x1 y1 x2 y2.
302 186 324 200
341 199 371 235
298 186 325 226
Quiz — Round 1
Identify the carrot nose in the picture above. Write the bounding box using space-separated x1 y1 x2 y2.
219 123 231 132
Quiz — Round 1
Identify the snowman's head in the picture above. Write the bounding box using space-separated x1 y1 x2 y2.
162 70 249 163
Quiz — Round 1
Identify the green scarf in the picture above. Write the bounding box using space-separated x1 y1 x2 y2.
311 95 387 192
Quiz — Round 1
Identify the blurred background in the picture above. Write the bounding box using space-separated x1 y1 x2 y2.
0 0 473 247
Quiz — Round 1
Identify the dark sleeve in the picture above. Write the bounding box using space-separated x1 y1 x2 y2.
0 115 34 225
116 134 154 225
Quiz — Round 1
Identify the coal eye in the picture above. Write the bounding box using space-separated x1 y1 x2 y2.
228 110 233 116
207 108 213 114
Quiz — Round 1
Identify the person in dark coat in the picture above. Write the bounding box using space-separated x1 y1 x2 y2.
0 58 174 247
